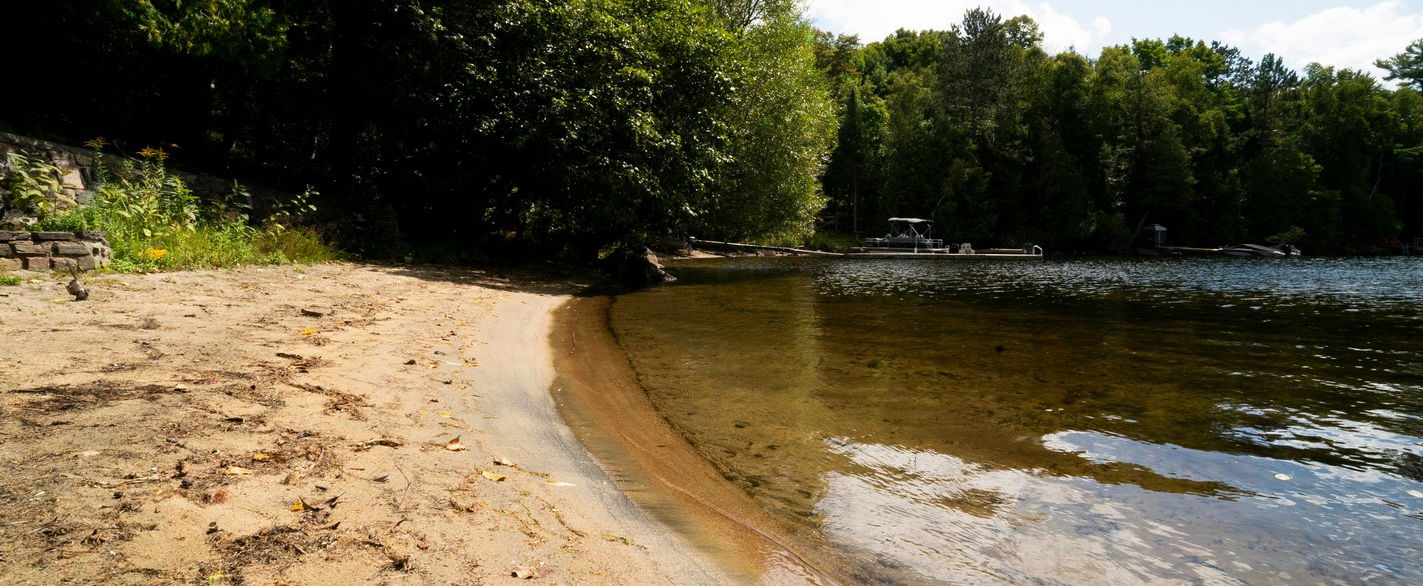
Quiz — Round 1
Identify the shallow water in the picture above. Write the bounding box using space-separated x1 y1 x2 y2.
608 257 1423 585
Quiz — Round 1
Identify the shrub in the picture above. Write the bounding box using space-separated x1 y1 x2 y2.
0 151 67 218
39 147 339 271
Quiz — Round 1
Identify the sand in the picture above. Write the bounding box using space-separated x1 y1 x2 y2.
550 297 848 586
0 263 730 585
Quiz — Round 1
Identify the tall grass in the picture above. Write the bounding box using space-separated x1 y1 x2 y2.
37 145 339 272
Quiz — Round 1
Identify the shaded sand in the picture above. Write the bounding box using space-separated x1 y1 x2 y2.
0 263 727 585
551 296 852 586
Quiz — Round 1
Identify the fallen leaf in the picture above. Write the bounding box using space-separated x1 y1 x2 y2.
544 481 576 487
371 475 390 483
224 466 253 475
252 453 271 461
445 436 468 452
494 456 515 467
481 470 507 482
438 412 453 418
299 329 318 336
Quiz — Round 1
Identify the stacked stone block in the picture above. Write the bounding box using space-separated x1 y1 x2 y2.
0 231 110 272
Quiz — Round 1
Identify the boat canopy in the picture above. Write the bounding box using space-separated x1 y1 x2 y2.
887 217 933 224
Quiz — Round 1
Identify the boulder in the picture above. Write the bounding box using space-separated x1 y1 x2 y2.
605 246 676 288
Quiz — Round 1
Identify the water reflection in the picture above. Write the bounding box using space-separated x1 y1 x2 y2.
611 257 1423 584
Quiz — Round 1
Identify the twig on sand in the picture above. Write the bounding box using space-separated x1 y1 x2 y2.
393 459 412 512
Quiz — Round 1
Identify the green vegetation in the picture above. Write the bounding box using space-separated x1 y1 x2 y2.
814 10 1423 252
38 149 338 272
0 275 21 286
2 0 834 258
4 3 1422 255
0 152 65 218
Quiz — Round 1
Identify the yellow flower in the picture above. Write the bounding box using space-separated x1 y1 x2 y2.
84 137 108 150
137 147 169 162
146 248 168 260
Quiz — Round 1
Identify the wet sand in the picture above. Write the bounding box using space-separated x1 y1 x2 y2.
550 295 851 586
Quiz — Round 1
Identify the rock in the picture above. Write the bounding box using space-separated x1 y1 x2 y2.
0 244 12 258
605 246 676 288
22 256 50 271
52 241 89 256
11 241 46 255
0 257 21 272
74 255 98 271
0 231 29 241
0 210 35 229
59 169 85 189
32 231 76 241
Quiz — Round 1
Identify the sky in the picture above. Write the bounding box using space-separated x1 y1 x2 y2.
805 0 1423 79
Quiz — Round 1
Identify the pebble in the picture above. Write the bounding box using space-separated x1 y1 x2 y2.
1274 473 1292 481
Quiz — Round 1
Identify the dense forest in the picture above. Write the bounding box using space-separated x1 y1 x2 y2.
3 1 1422 255
815 11 1423 252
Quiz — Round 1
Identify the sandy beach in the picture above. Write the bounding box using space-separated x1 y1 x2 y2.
0 263 730 585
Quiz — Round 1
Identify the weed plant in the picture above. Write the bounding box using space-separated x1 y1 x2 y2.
31 142 338 272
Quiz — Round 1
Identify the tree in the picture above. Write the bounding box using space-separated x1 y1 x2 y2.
1377 39 1423 90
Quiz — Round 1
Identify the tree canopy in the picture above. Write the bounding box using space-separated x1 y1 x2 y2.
3 4 1421 255
1 0 834 257
816 11 1423 252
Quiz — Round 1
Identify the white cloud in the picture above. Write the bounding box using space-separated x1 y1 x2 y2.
804 0 1111 53
1219 1 1423 81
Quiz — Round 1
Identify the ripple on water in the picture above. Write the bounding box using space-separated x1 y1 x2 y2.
616 256 1423 584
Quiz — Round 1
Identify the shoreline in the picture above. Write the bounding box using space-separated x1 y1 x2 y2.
463 288 734 585
0 263 731 584
549 294 850 586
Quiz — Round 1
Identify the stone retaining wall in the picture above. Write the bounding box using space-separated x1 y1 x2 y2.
0 131 107 214
0 230 111 273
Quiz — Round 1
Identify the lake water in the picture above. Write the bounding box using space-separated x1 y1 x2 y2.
607 257 1423 585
